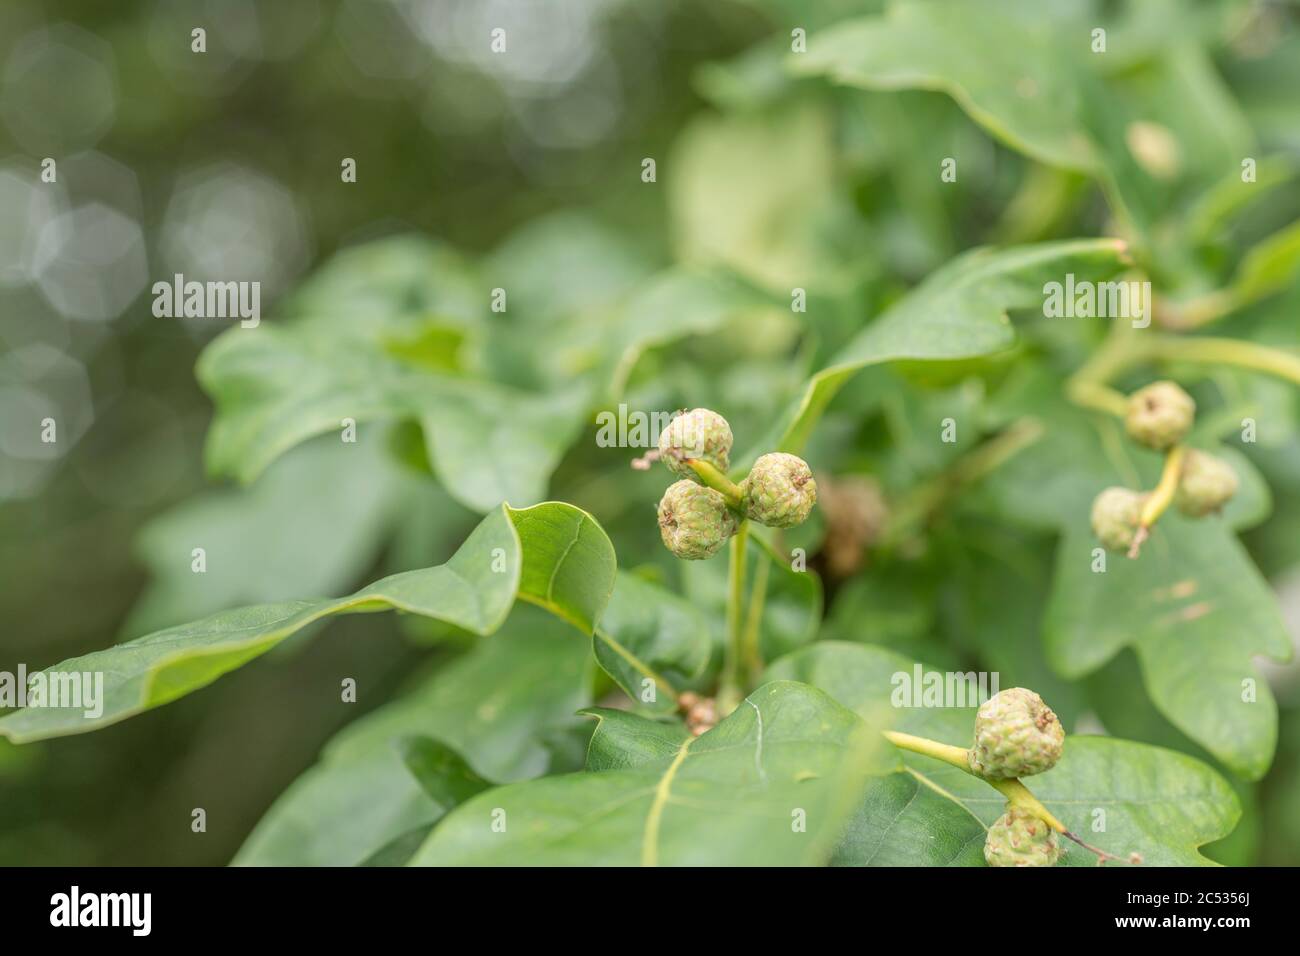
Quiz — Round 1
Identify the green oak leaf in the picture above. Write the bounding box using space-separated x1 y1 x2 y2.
196 227 770 514
767 641 1242 865
736 238 1128 468
833 771 988 866
582 707 691 771
1218 219 1300 314
966 378 1272 533
1045 510 1291 780
480 210 656 391
276 235 483 339
792 2 1100 175
122 433 416 636
965 389 1286 776
398 737 493 808
235 606 593 866
933 522 1086 730
198 322 590 513
1081 651 1263 867
409 681 890 866
193 233 586 514
593 572 712 716
841 735 1243 867
0 503 616 743
790 1 1252 235
603 268 776 398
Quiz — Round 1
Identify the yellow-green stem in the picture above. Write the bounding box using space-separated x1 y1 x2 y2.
1067 380 1129 418
1129 444 1185 559
882 728 1124 861
882 730 971 771
740 552 770 683
686 459 744 509
1158 290 1234 330
1071 328 1300 394
883 731 1065 834
1152 336 1300 387
717 520 749 714
989 778 1068 834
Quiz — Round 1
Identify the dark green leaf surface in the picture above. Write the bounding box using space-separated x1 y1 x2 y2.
235 607 592 866
410 681 890 866
793 3 1099 174
1046 511 1291 779
593 572 712 714
966 387 1287 776
0 503 615 743
199 323 590 513
968 384 1273 534
123 433 418 636
738 239 1128 466
791 1 1251 234
582 707 691 771
398 737 493 808
767 642 1241 865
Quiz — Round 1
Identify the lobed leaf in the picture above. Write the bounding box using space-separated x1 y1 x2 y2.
767 642 1242 865
409 681 891 866
198 322 591 514
737 238 1129 467
1046 511 1291 780
791 0 1253 235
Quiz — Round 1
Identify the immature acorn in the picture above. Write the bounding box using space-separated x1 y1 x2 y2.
741 452 817 528
1176 449 1238 517
1090 486 1146 552
658 408 733 482
1125 380 1195 451
657 479 738 560
984 805 1064 867
968 687 1064 779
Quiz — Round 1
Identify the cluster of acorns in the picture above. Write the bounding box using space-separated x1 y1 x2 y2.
654 409 817 559
969 688 1067 867
1090 380 1238 553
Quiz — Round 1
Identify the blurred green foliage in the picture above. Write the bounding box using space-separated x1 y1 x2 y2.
2 0 1299 864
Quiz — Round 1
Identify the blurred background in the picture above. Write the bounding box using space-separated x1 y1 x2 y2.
2 0 1299 864
0 0 775 867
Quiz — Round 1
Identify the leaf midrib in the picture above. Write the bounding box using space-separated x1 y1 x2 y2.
641 739 694 867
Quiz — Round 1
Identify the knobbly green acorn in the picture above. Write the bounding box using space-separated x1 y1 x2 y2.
1176 449 1238 517
1125 380 1195 451
968 687 1064 779
741 452 817 528
1090 486 1146 552
657 479 737 560
658 408 733 482
984 805 1064 867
